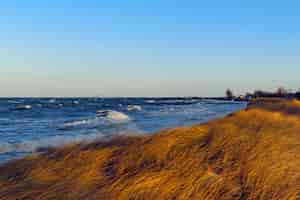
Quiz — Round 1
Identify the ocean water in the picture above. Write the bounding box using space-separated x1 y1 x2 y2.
0 98 246 163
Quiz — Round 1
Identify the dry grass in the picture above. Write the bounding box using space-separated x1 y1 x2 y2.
0 99 299 200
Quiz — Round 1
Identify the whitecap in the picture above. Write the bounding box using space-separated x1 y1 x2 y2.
0 132 105 154
63 119 91 128
15 105 32 110
59 117 104 130
127 105 142 112
97 110 130 122
146 100 156 103
60 111 131 131
49 99 56 103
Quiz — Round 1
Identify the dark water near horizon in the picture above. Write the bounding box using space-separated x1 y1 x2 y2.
0 98 246 163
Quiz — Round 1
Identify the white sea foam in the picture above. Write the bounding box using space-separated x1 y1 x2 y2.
60 111 131 131
0 132 105 154
127 105 142 111
146 100 156 103
97 110 130 122
60 117 106 130
0 125 143 155
15 105 32 110
49 99 56 103
63 119 92 128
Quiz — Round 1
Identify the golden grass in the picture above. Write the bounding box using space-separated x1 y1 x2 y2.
0 100 299 200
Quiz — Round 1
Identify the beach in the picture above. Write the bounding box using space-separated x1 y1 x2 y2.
0 99 299 199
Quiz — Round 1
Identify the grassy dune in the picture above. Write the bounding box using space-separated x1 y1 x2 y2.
0 99 299 200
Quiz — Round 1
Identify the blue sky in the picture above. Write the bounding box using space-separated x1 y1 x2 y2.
0 0 300 97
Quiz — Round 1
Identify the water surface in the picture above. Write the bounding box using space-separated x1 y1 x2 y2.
0 98 246 162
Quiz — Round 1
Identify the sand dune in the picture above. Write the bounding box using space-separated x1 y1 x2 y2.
0 99 299 200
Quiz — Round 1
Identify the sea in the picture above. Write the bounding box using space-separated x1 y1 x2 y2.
0 98 246 163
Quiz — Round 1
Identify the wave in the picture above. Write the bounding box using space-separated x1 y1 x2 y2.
127 105 142 111
60 110 131 131
0 125 142 155
0 132 105 154
97 110 131 122
13 105 32 110
7 100 22 104
62 119 94 128
37 103 43 107
145 99 200 106
48 99 56 103
145 100 156 103
59 117 107 131
202 99 245 105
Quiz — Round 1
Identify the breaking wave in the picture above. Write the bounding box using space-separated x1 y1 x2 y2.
62 119 99 129
60 110 131 131
13 105 32 110
97 110 131 122
145 100 156 103
127 105 142 111
0 133 105 154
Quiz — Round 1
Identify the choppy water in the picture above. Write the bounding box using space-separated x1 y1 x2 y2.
0 98 246 163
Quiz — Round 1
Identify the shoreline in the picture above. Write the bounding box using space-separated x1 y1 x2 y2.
0 98 246 164
0 99 299 199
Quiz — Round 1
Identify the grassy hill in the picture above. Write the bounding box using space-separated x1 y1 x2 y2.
0 99 299 200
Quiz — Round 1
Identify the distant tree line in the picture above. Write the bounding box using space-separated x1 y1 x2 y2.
225 87 300 101
253 87 300 99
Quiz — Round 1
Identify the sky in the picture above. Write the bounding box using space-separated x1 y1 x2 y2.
0 0 300 97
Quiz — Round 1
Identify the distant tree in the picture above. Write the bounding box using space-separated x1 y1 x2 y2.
295 89 300 99
276 87 287 97
254 90 263 98
254 90 271 98
226 89 234 99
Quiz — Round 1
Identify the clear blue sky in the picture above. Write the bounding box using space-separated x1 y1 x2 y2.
0 0 300 97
